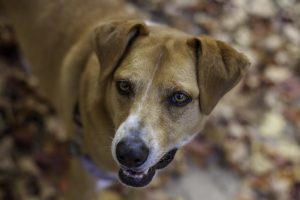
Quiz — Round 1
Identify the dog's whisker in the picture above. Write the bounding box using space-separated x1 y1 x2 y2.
109 136 114 141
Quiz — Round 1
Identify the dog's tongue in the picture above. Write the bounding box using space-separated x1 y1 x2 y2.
118 168 155 187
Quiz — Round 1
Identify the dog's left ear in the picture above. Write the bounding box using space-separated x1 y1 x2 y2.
188 36 250 115
94 20 149 80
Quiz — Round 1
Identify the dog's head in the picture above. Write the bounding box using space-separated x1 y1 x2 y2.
80 20 250 187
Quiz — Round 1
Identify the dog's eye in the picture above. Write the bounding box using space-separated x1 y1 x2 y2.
168 92 192 107
116 80 133 96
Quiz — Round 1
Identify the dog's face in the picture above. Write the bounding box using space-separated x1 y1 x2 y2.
82 20 250 187
109 32 209 186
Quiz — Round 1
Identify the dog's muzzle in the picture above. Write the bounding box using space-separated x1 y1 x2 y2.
73 103 177 187
118 149 177 187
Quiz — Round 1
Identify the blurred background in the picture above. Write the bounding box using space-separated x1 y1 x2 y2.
0 0 300 200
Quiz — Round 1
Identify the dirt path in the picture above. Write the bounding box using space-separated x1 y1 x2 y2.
165 164 241 200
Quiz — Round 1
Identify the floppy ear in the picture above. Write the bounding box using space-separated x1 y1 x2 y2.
94 20 149 80
188 36 250 115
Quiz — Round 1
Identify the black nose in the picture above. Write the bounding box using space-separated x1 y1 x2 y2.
116 137 149 168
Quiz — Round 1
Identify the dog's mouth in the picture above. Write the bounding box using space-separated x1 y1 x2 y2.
119 167 155 187
118 149 177 187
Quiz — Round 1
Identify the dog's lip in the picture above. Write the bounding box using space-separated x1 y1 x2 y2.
154 149 177 169
118 149 177 187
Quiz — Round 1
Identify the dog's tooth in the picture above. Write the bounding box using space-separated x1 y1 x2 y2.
123 169 147 179
124 170 130 176
143 169 149 175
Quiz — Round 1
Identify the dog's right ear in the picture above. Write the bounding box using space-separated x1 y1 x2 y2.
94 20 149 80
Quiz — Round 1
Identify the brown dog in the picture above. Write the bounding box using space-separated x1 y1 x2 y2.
2 0 250 199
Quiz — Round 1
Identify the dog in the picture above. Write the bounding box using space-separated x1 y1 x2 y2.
1 0 250 199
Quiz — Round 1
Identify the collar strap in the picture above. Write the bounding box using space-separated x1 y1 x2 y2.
79 155 117 181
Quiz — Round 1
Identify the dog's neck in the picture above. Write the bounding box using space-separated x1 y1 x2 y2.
71 102 118 189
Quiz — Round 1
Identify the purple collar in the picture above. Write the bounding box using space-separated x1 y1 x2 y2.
79 154 117 182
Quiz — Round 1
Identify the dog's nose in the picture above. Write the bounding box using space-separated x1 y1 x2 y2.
116 137 149 168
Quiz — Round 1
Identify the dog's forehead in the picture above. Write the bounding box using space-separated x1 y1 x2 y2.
115 34 196 84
